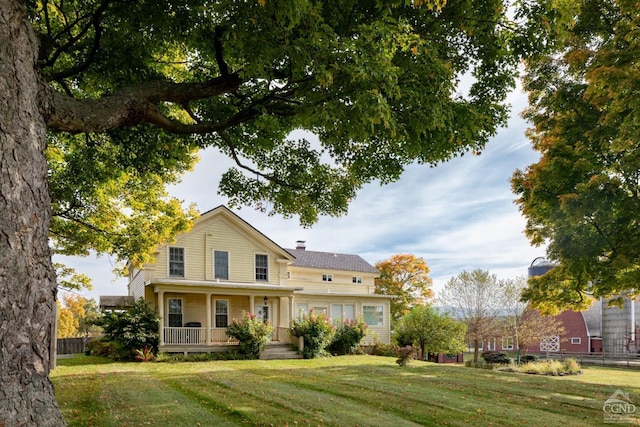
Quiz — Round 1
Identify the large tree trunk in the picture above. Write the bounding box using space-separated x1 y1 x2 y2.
0 1 65 426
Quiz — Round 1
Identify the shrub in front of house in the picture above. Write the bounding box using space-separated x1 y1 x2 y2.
86 338 123 359
367 332 398 357
289 310 336 358
226 311 273 359
329 318 368 355
93 299 160 361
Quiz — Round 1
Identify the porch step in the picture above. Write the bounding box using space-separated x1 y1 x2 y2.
260 344 302 360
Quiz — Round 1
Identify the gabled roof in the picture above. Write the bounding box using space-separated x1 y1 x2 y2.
193 205 295 262
286 248 378 274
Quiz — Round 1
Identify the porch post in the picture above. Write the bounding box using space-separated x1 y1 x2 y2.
249 294 255 314
157 290 165 346
288 296 294 326
205 293 212 346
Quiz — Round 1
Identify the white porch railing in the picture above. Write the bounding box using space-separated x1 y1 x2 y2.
164 327 205 345
162 327 290 345
163 327 239 345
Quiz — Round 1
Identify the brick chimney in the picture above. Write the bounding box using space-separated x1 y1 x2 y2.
295 240 306 250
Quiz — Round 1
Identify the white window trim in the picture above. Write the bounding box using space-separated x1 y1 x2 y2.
540 335 560 352
501 336 514 351
213 249 230 281
352 276 362 284
571 337 581 345
322 274 333 282
362 305 384 326
331 303 356 322
255 253 269 282
214 299 229 329
167 297 183 327
168 246 186 278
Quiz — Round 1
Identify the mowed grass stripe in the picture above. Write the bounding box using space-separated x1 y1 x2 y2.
55 367 241 426
261 363 600 426
250 360 598 426
157 365 424 426
52 355 640 427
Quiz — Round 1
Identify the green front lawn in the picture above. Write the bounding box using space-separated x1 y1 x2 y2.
51 355 640 426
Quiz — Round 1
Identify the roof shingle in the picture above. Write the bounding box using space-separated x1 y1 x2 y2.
286 249 378 274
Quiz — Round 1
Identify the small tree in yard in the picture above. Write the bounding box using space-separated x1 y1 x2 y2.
501 276 566 361
226 311 273 359
93 299 160 361
395 305 466 360
290 310 336 359
439 269 504 363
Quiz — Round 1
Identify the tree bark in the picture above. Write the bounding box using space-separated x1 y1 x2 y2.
0 1 65 425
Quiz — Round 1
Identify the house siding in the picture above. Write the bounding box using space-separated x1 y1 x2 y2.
128 267 146 299
113 206 392 348
152 216 286 285
287 266 376 294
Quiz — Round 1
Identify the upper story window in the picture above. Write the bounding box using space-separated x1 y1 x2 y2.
214 250 229 280
255 254 268 281
352 276 362 284
322 274 333 282
169 247 185 277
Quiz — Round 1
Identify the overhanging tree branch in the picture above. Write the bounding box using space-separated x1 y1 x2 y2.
220 132 305 190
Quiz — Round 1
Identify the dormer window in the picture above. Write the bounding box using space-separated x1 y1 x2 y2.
169 247 185 277
322 274 333 282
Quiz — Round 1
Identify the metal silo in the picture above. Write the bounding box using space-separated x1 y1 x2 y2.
601 297 640 356
528 257 555 278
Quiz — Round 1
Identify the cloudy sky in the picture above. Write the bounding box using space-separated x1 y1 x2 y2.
57 86 546 303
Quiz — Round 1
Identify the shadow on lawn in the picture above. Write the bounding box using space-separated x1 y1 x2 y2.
55 354 115 367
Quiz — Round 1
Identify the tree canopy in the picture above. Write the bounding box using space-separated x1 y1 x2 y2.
395 304 466 360
30 0 534 266
1 0 557 423
375 254 434 321
512 0 640 313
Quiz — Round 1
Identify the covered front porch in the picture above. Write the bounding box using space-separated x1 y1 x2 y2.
151 280 301 351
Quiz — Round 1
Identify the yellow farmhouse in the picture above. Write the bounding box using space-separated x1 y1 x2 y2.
120 205 391 354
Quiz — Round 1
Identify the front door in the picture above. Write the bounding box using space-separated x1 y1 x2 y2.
257 305 269 323
257 304 276 340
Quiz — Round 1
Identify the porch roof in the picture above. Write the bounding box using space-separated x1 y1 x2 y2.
294 291 394 299
147 278 302 293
